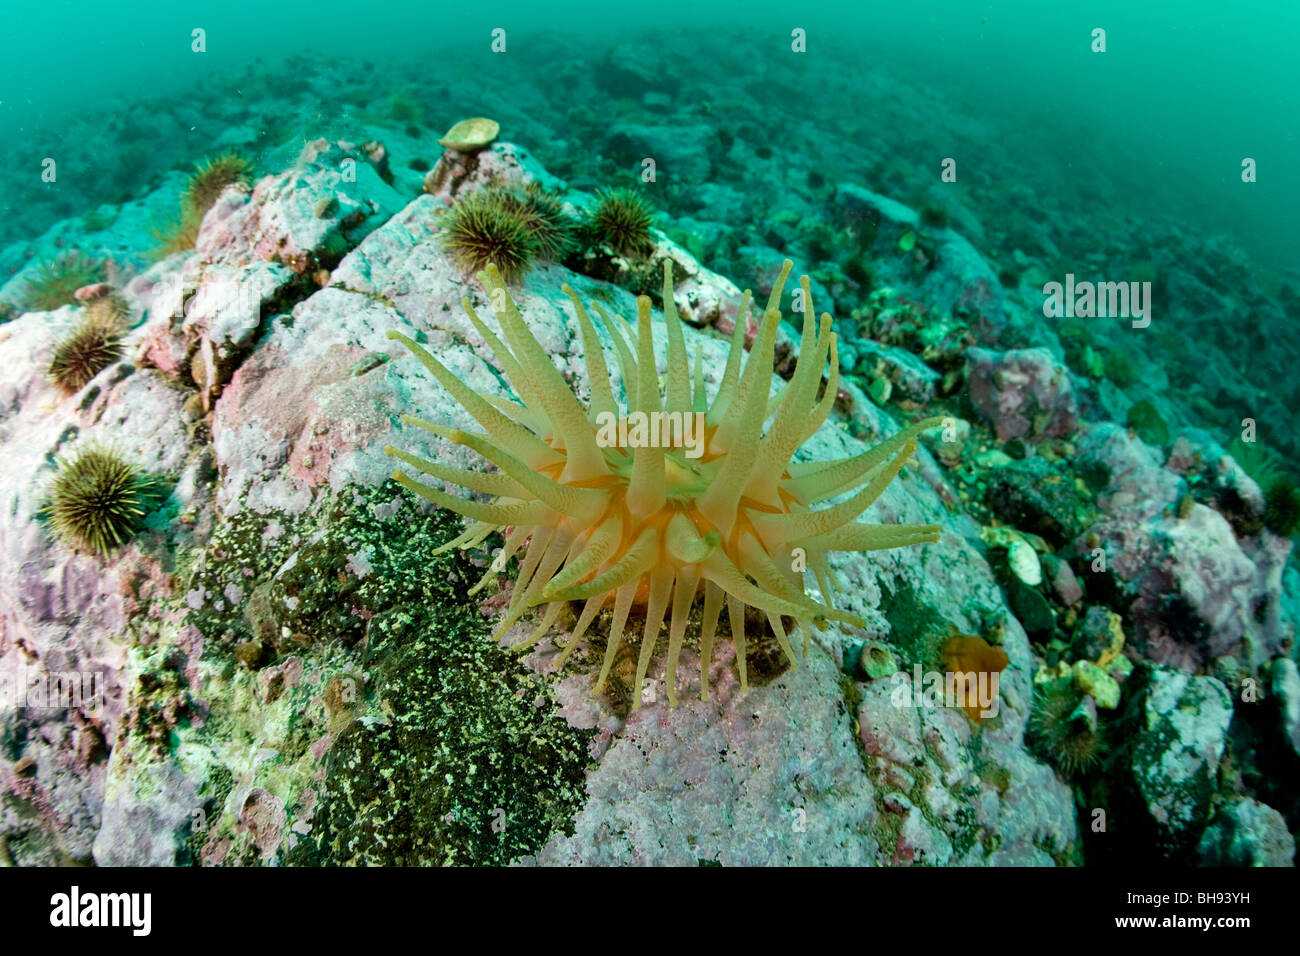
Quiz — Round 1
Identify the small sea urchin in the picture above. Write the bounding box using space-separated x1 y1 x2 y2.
149 207 202 259
47 294 129 395
151 151 255 259
41 446 156 557
1027 678 1108 777
441 190 539 284
499 184 576 262
1263 478 1300 537
184 150 255 217
385 259 941 705
22 252 106 312
588 188 654 258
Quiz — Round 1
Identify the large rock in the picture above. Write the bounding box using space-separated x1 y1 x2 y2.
833 184 1006 336
967 346 1079 443
1130 669 1232 844
1076 423 1288 671
1271 657 1300 759
520 403 1076 865
198 137 406 274
1195 797 1295 866
0 300 210 862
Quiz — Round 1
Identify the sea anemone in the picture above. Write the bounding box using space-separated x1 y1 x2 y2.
183 150 255 217
588 188 655 258
1027 677 1108 777
22 252 106 312
440 190 540 283
47 294 129 395
41 445 156 557
384 258 941 706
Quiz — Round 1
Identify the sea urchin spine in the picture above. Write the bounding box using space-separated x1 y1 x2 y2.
385 259 941 705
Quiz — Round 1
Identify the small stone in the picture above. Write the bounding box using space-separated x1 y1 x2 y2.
182 392 205 421
1073 659 1120 709
984 457 1079 546
1009 579 1055 635
1007 539 1042 586
1042 554 1083 606
967 346 1079 443
1130 669 1232 842
1071 605 1124 663
74 282 114 302
920 417 969 467
1211 655 1240 689
235 640 266 670
974 448 1013 469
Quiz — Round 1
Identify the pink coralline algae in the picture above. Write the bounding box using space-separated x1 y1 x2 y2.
966 346 1079 443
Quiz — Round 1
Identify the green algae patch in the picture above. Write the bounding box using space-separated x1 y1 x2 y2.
149 481 594 866
306 610 594 865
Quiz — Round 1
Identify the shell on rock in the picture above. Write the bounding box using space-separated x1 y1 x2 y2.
438 117 500 152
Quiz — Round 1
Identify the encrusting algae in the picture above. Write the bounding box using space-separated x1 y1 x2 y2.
385 258 941 706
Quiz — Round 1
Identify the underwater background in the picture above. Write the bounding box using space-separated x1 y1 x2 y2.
0 1 1297 867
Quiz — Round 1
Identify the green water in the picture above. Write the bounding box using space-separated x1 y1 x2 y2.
2 1 1296 265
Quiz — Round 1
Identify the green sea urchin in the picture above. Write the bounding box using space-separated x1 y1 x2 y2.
500 184 576 262
47 294 129 395
1227 436 1291 490
22 252 106 312
385 258 941 706
1263 478 1300 537
184 150 255 217
588 188 654 258
440 190 539 283
1028 677 1108 777
151 151 255 259
41 446 156 557
149 206 202 259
